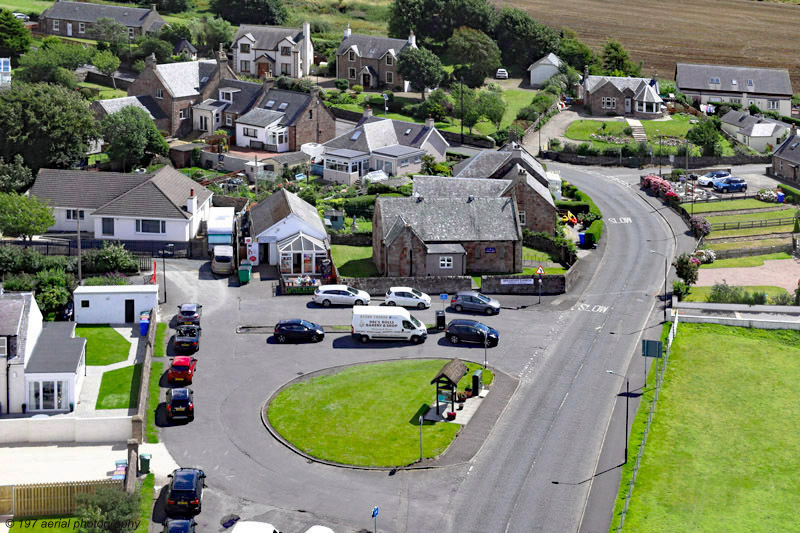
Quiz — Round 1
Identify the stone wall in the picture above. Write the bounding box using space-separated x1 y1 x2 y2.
329 232 373 246
340 276 472 296
542 150 771 168
131 306 158 444
199 150 249 172
438 129 496 149
480 274 566 295
85 70 133 90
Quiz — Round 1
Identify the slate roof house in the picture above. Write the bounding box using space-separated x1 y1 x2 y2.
29 166 212 242
720 109 789 152
675 63 793 117
772 126 800 182
193 78 266 134
234 84 336 152
321 109 448 184
248 188 328 275
527 53 562 88
0 293 87 415
232 23 313 78
90 95 170 132
336 24 416 91
174 39 197 60
39 0 164 40
582 68 663 117
373 195 522 276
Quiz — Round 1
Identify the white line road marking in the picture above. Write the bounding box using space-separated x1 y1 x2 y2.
607 217 632 224
571 303 610 313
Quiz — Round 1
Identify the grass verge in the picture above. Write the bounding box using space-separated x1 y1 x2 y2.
684 285 789 302
680 198 776 214
76 325 131 366
611 324 800 531
154 323 167 358
146 361 164 444
96 364 141 410
699 252 793 269
136 473 154 533
330 244 379 277
268 359 493 466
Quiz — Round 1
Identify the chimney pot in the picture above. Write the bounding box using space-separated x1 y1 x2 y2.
408 30 416 48
425 114 434 128
190 188 194 197
151 3 156 11
344 23 351 38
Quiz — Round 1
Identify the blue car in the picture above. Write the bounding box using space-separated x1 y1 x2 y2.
713 177 747 193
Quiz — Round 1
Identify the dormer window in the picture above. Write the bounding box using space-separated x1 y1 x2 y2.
386 55 393 66
731 79 737 86
708 76 720 84
240 43 250 53
220 91 233 102
747 79 754 87
281 46 291 56
348 50 355 61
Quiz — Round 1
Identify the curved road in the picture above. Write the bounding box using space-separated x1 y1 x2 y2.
159 164 675 532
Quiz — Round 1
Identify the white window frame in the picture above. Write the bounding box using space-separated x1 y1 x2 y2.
135 219 166 234
385 71 393 84
53 20 59 31
439 256 453 269
128 27 134 40
768 100 779 110
348 50 355 61
101 217 114 236
155 88 163 99
243 127 258 138
281 46 291 57
226 114 232 126
219 91 232 102
400 158 409 167
0 337 6 357
386 55 393 66
78 22 85 34
239 42 250 54
66 209 84 220
601 97 616 109
414 155 421 163
519 211 526 225
179 108 187 120
348 67 356 80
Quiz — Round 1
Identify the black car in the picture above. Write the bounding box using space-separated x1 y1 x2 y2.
177 303 202 326
166 388 194 422
165 468 205 517
274 319 325 343
445 319 499 347
174 325 201 353
162 519 196 533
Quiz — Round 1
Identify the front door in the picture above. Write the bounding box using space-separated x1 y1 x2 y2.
67 23 72 36
362 73 371 88
625 98 631 113
125 299 135 323
258 63 271 77
199 115 209 131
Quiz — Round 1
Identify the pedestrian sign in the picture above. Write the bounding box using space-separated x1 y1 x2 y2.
536 265 545 275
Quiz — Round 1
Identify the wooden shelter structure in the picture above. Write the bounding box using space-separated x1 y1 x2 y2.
431 358 468 414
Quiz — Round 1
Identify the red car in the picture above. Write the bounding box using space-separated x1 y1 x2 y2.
168 356 197 384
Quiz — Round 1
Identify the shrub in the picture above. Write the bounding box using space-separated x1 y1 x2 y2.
351 84 363 94
2 273 37 291
516 105 539 122
35 268 72 289
576 143 598 156
771 291 794 306
756 189 778 203
749 291 768 306
334 79 349 91
36 285 69 313
82 242 138 274
642 174 674 195
672 280 690 301
75 484 139 533
381 90 394 102
622 126 633 136
586 219 603 244
84 273 131 286
689 216 711 237
695 249 716 264
343 194 377 217
309 20 332 33
794 217 800 234
549 138 561 150
673 252 700 286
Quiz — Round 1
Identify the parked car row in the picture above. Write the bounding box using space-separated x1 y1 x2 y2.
694 171 748 192
166 303 203 424
311 286 500 315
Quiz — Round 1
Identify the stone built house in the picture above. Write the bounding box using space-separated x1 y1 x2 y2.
232 23 313 79
772 127 800 182
582 67 663 118
192 78 266 136
373 195 522 276
39 0 164 39
91 95 170 133
675 63 793 117
234 83 336 152
336 24 416 91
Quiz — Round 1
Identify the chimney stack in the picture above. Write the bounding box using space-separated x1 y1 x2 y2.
263 76 274 91
187 189 198 214
303 21 310 40
344 23 351 38
364 105 372 118
217 42 227 63
151 3 156 11
145 53 156 67
792 124 798 138
425 114 434 128
408 30 416 48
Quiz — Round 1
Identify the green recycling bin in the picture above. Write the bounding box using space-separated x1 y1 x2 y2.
238 263 252 284
139 453 151 474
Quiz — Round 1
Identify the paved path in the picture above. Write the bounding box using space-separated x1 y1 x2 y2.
696 258 800 292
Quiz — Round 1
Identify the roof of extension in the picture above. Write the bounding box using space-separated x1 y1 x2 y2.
774 134 800 165
218 79 264 115
249 188 325 237
93 95 168 120
337 33 411 59
25 322 86 374
324 116 445 155
675 63 792 96
234 25 305 51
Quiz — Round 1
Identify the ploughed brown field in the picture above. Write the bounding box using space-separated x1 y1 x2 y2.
501 0 800 89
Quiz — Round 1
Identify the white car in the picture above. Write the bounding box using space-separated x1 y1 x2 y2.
495 68 509 79
13 12 29 21
385 287 431 309
312 284 370 307
231 522 281 533
696 170 730 187
305 527 335 533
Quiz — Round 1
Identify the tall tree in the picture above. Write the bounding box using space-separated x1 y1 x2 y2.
447 27 501 87
0 9 32 67
16 39 94 86
558 38 596 72
493 7 560 70
92 50 121 88
388 0 444 43
0 193 55 241
159 22 193 46
0 155 34 193
0 83 98 172
451 83 481 133
686 117 723 156
210 0 287 25
479 89 506 130
397 47 445 101
198 17 234 53
92 17 129 50
100 106 169 171
439 0 497 40
135 35 173 63
150 0 194 14
601 39 641 77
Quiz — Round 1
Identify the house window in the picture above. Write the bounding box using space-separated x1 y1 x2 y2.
747 79 754 87
308 110 312 119
400 158 409 167
53 20 59 31
66 209 84 220
81 300 89 308
601 97 616 109
281 46 291 56
414 155 421 163
348 50 355 61
386 55 393 66
731 98 741 104
78 22 85 34
0 337 6 357
128 27 134 40
240 43 250 53
385 71 393 84
226 114 232 126
519 211 526 225
779 160 783 171
179 108 187 120
348 68 356 79
325 159 349 172
220 91 232 102
155 88 163 99
749 100 755 106
281 63 290 75
240 60 250 72
243 127 258 137
440 256 453 269
101 218 114 236
135 219 166 234
769 100 779 110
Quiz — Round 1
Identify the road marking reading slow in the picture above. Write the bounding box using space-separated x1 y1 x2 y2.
571 303 609 314
607 217 632 224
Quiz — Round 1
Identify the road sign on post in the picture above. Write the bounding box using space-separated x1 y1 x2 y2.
642 339 663 389
440 293 448 311
538 273 543 304
372 506 379 533
536 265 545 275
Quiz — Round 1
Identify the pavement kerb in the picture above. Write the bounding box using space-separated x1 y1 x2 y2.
259 356 516 472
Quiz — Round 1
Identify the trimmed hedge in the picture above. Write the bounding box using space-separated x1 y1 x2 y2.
586 220 603 245
778 183 800 205
555 200 590 214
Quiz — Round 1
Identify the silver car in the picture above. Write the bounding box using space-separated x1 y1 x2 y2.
697 170 730 187
312 284 370 307
451 291 501 315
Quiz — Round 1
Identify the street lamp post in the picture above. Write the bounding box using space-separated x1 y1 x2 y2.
650 249 668 322
419 415 423 462
460 77 464 145
483 330 488 369
656 129 661 176
162 244 174 303
606 370 629 464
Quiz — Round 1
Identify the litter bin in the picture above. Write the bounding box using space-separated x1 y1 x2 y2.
139 453 151 474
139 319 149 336
578 232 586 247
777 192 785 203
436 310 446 330
238 263 252 284
584 232 595 248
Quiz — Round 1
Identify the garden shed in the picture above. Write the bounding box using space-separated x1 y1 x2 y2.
74 286 159 324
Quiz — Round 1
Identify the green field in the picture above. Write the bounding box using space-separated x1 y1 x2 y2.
711 223 795 239
613 324 800 531
705 208 796 224
96 364 141 410
684 285 789 302
75 325 131 366
680 198 776 214
705 238 792 252
268 359 492 466
699 252 793 269
330 244 379 278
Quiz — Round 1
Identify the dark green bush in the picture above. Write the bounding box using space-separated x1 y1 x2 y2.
672 280 690 301
555 200 590 214
586 219 603 244
2 273 37 291
334 79 349 91
84 273 131 286
343 194 377 218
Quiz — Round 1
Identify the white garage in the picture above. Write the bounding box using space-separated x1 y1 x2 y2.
74 286 159 324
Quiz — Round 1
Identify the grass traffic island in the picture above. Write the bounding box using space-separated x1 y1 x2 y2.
76 325 131 366
96 364 142 410
611 324 800 531
267 359 493 467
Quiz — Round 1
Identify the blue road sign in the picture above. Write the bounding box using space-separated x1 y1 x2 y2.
218 154 224 162
440 293 448 300
372 506 379 518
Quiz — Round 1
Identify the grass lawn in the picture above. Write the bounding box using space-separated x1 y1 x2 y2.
699 252 793 269
711 223 795 239
77 82 127 100
146 361 164 444
154 323 167 358
8 516 77 531
684 285 789 302
612 324 800 531
705 208 796 224
96 364 141 410
523 246 560 263
706 237 792 252
680 198 776 214
330 245 378 278
136 473 154 533
565 119 629 142
88 153 109 166
640 114 693 139
268 359 493 466
75 325 130 366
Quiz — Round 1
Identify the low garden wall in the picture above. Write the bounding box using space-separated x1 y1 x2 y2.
0 416 132 444
327 105 366 123
199 150 249 172
84 70 133 90
542 150 771 168
131 306 157 444
711 243 793 259
340 276 472 296
480 274 565 295
329 233 373 246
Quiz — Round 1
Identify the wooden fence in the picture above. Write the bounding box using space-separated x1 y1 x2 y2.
4 479 122 518
709 216 796 231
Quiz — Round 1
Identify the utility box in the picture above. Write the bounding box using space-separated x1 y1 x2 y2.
472 369 483 394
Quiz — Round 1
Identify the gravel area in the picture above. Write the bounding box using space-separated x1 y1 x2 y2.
696 258 800 291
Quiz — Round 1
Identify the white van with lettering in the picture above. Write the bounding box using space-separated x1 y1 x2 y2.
351 306 427 344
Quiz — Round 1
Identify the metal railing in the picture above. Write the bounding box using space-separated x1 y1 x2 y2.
617 313 679 531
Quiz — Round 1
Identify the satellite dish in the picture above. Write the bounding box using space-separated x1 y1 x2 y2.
300 143 324 159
